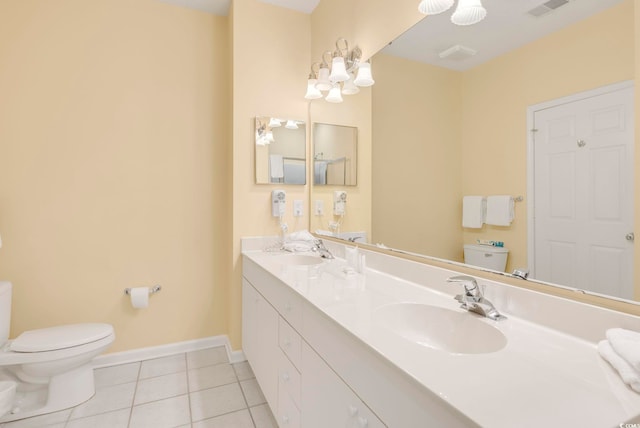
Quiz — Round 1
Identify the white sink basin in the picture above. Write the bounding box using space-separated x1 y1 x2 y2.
375 303 507 354
272 254 324 266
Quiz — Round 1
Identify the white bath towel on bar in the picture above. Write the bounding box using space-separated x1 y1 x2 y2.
486 195 514 226
462 196 485 229
269 154 284 179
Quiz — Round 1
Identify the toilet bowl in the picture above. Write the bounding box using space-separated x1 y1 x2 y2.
0 282 115 422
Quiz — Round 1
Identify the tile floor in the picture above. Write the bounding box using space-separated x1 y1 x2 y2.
0 347 277 428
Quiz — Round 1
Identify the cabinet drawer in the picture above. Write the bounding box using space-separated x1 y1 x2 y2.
243 256 303 330
278 349 301 408
277 390 301 428
279 317 302 368
301 342 386 428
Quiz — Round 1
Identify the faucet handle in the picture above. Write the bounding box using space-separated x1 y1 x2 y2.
446 275 481 299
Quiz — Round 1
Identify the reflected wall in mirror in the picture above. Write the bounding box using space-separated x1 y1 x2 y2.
255 116 306 185
313 123 358 186
328 0 639 302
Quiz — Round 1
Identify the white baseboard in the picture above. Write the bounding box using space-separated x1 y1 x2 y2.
92 335 246 368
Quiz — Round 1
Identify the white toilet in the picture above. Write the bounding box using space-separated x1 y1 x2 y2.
463 244 509 272
0 281 115 422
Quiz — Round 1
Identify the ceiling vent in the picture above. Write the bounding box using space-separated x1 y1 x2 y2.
438 44 477 60
527 0 569 17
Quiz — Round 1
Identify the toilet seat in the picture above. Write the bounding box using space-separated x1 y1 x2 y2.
0 324 115 367
10 323 113 353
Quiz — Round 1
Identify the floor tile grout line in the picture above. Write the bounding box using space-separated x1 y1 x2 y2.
237 375 258 428
126 361 142 428
183 353 194 426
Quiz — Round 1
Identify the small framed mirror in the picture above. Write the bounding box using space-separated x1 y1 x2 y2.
255 116 306 185
313 123 357 186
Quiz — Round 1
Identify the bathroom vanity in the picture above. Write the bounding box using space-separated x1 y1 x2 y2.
241 237 640 427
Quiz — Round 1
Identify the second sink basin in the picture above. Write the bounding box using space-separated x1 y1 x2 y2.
375 303 507 354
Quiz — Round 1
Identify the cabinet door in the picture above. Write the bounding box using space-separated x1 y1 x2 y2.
242 279 279 412
301 343 386 428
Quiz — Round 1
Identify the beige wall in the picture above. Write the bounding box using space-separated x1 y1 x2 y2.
0 0 231 352
230 0 311 349
371 0 634 274
372 54 463 260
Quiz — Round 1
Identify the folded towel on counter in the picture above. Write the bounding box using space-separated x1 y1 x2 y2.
607 328 640 372
281 230 318 252
598 340 640 393
485 195 514 226
462 196 485 229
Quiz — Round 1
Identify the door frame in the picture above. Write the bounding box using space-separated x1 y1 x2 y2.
526 80 634 279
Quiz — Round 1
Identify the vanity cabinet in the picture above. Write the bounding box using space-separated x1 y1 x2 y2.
301 341 385 428
242 255 474 428
241 279 279 409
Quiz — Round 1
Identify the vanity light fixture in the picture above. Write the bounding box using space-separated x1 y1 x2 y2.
305 38 374 102
285 120 299 129
419 0 486 26
255 118 274 146
268 117 282 127
304 66 323 100
325 84 343 103
418 0 454 15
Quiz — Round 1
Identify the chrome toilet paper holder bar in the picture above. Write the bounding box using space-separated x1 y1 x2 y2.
124 285 162 295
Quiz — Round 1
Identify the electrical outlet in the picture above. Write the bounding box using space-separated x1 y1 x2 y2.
315 200 324 216
293 200 303 217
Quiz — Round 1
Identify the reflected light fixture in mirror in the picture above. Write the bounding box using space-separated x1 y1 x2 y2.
305 38 374 102
419 0 486 26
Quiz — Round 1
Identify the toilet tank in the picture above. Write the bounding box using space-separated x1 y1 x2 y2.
464 244 509 272
0 282 11 346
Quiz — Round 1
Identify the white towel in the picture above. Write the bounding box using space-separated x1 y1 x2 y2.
598 340 640 393
485 195 514 226
270 154 284 179
462 196 485 229
607 328 640 372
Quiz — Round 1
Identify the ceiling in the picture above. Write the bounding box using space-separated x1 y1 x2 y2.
382 0 625 71
157 0 624 72
156 0 320 15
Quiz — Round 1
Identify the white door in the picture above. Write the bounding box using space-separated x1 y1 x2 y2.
532 85 634 299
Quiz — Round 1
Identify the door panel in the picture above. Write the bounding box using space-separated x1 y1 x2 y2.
533 85 634 299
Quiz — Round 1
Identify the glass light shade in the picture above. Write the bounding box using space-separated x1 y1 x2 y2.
285 120 298 129
304 78 323 99
266 131 274 144
329 56 350 83
418 0 454 15
325 84 343 103
451 0 487 26
341 73 360 95
353 62 375 87
268 118 281 127
315 66 332 91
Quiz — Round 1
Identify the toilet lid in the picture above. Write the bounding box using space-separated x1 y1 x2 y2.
9 323 114 353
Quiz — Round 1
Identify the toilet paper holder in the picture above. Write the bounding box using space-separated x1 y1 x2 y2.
124 285 162 295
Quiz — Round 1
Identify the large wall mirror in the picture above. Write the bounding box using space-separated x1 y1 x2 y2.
313 123 358 186
315 0 639 304
255 116 306 185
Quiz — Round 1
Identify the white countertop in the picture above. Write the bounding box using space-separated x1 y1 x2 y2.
242 242 640 427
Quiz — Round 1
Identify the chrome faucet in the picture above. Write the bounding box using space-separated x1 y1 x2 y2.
312 239 334 259
447 275 506 321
